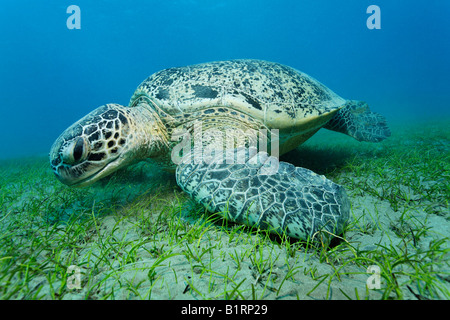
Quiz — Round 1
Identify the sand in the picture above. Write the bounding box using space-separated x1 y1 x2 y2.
0 119 448 300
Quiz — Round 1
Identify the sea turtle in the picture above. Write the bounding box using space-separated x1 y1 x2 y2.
49 59 390 242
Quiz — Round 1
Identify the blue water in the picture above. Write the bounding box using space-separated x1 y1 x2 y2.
0 0 449 159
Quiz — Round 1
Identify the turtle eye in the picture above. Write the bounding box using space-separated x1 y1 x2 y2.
61 137 88 165
73 137 85 162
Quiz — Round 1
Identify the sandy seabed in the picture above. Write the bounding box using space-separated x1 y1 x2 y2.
0 118 448 300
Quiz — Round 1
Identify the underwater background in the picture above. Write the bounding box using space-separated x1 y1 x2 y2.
0 0 449 301
0 0 448 159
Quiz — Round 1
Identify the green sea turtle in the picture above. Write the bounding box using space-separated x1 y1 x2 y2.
50 59 390 242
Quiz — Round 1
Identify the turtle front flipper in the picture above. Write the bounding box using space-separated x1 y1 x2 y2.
176 148 350 242
325 100 391 142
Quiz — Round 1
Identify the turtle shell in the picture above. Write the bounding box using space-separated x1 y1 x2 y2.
129 59 346 132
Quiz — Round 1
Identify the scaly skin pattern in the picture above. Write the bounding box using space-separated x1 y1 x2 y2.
50 103 167 187
325 100 391 142
176 147 350 241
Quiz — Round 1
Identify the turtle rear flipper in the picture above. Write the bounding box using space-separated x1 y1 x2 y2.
176 148 350 242
325 100 391 142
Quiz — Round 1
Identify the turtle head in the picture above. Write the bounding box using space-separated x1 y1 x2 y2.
50 103 159 187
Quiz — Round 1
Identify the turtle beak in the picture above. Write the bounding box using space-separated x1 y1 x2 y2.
52 163 80 186
49 135 88 186
49 132 108 187
49 139 112 188
49 103 135 187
